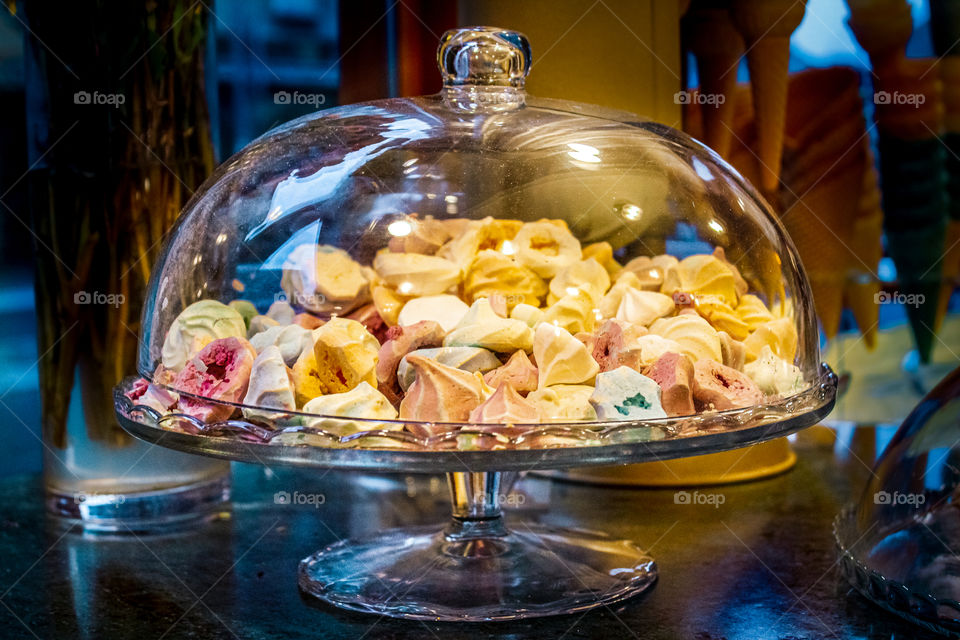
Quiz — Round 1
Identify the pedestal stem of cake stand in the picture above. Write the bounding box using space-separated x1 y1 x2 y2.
444 471 508 545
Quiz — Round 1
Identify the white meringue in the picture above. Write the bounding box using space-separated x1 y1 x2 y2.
527 385 598 421
615 289 675 327
397 294 469 332
266 300 296 324
443 298 534 353
743 345 804 396
161 300 247 372
249 324 313 367
247 314 279 338
397 347 502 391
589 366 667 420
649 314 722 362
242 346 298 425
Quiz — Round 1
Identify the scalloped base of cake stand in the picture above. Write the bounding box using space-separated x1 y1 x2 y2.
298 521 657 621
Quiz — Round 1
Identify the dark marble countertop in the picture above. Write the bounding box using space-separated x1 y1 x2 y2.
0 425 944 640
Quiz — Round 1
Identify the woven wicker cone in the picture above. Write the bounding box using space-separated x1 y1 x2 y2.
844 161 884 348
784 67 862 148
730 0 805 196
781 67 865 195
875 58 944 139
943 59 960 134
935 220 960 331
941 57 960 85
684 8 745 158
783 115 866 190
724 85 763 189
787 140 865 203
783 164 864 338
847 0 912 67
744 37 793 196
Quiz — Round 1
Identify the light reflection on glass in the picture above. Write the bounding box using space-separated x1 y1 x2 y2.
567 142 601 163
621 204 642 221
388 220 413 237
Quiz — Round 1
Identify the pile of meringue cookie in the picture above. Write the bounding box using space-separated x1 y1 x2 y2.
126 216 805 446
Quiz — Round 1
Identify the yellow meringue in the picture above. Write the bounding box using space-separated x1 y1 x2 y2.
280 244 369 314
312 318 380 394
373 251 461 297
548 258 610 305
533 323 599 387
527 385 598 421
696 296 750 340
371 285 409 326
302 381 399 435
438 217 524 269
444 298 534 353
674 254 739 306
735 294 775 331
743 317 798 363
581 242 622 279
512 220 582 278
510 303 544 328
541 289 597 334
649 314 722 362
291 347 324 407
712 247 749 297
656 255 683 294
161 300 247 372
463 249 547 308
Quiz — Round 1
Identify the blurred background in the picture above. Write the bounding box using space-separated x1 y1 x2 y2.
1 0 957 477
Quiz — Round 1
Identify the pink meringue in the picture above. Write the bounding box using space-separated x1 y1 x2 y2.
376 321 445 405
468 384 541 424
644 352 695 417
398 354 485 422
173 337 257 423
692 359 763 411
483 350 539 396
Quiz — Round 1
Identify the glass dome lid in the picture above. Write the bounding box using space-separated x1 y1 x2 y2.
130 27 833 445
836 365 960 635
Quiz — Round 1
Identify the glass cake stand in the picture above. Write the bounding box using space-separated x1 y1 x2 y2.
114 365 836 622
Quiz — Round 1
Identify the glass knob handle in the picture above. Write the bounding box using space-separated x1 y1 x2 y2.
438 27 532 88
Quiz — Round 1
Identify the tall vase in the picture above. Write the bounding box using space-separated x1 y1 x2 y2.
23 0 229 531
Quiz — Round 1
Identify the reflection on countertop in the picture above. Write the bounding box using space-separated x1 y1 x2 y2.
0 425 948 640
